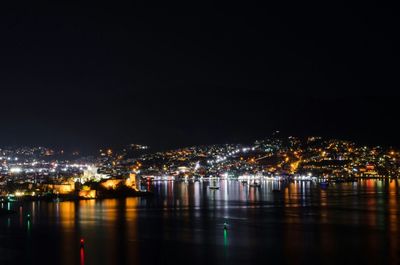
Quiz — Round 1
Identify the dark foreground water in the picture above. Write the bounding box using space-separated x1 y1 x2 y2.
1 179 399 265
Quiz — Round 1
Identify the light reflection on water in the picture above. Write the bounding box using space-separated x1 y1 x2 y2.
0 179 399 265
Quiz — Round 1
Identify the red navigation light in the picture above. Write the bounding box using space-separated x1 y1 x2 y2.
80 238 85 247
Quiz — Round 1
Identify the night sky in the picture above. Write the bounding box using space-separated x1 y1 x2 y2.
0 1 397 152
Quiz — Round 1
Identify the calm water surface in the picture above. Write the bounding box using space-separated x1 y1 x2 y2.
1 179 399 265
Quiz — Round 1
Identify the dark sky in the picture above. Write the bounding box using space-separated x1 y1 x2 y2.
0 1 398 152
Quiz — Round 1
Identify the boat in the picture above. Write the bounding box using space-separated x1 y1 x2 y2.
250 182 261 187
51 192 61 202
320 181 329 189
209 176 220 190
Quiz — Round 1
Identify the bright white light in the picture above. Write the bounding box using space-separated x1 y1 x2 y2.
10 167 22 173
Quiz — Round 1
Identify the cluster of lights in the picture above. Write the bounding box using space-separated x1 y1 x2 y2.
208 147 256 165
0 156 18 161
4 163 94 174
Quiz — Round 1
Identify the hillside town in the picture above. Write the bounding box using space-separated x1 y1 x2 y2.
1 135 399 201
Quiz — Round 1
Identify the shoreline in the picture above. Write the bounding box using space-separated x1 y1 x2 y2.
0 190 153 204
